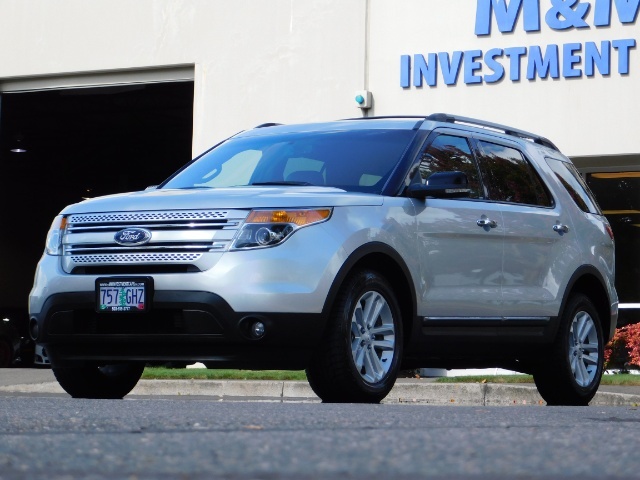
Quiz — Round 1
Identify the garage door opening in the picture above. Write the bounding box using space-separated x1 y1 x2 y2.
0 81 194 348
586 171 640 326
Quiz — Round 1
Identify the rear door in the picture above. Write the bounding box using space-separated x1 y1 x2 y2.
473 138 579 320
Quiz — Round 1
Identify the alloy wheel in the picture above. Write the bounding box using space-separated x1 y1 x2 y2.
350 291 396 384
568 310 600 388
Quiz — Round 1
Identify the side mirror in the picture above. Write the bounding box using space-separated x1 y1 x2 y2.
144 185 158 191
406 171 471 199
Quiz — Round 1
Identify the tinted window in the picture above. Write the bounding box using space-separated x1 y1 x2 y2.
546 158 601 214
586 172 640 317
477 141 551 206
418 134 483 199
162 129 416 194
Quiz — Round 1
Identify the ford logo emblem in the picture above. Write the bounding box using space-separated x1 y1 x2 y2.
114 228 152 246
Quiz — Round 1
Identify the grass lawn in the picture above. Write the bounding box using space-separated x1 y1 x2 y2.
142 367 307 381
434 374 640 386
142 367 640 386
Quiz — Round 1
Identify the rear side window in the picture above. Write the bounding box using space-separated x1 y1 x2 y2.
418 134 483 199
546 157 601 214
476 141 552 207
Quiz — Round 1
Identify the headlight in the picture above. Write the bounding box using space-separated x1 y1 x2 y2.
230 208 332 250
45 215 67 256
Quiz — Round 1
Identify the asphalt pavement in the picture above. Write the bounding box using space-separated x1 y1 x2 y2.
1 368 640 406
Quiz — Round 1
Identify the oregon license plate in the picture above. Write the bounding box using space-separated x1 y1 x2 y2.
96 278 150 312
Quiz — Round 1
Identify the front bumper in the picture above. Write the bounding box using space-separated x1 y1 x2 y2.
31 290 327 369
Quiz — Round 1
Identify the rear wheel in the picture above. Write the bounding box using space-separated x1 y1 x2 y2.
306 269 403 403
534 294 604 406
53 363 144 399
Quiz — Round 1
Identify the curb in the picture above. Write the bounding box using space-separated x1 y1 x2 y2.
2 380 640 406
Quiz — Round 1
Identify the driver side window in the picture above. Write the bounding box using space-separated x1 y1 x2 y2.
419 134 483 199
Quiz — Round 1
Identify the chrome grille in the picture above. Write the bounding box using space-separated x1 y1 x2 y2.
62 209 249 274
67 211 229 223
72 253 203 264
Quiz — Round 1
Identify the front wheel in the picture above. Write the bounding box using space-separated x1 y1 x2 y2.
53 363 145 399
534 294 604 406
306 269 403 403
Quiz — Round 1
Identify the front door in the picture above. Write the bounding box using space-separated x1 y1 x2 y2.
414 131 504 319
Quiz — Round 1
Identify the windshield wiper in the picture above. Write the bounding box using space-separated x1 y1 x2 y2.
251 181 315 186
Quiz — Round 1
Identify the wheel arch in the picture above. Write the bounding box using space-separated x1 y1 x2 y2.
321 242 417 349
559 266 615 343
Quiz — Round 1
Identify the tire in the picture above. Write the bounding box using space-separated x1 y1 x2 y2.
306 269 403 403
534 294 604 406
53 363 145 399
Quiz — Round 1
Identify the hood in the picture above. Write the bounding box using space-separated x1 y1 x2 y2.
60 186 385 215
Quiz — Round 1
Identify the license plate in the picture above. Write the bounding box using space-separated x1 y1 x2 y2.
96 278 150 312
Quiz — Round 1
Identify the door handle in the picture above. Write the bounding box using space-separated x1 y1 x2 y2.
476 217 498 229
553 224 570 234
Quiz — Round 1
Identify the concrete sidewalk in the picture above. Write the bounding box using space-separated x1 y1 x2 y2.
1 370 640 405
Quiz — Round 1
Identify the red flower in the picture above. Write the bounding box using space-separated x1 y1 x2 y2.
604 323 640 370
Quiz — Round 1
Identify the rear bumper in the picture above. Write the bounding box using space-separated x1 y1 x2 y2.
31 291 327 369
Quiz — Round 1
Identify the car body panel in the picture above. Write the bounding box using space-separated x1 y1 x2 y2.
415 198 504 317
500 201 580 318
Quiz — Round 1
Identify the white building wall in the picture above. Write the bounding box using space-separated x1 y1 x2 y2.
0 0 638 158
0 0 367 156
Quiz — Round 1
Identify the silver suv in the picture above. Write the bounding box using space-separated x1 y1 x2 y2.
29 114 618 405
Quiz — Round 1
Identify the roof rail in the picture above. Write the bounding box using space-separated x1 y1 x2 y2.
426 113 559 152
343 115 427 120
340 115 427 130
254 123 283 129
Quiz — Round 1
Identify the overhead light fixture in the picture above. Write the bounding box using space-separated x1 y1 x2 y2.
10 134 27 153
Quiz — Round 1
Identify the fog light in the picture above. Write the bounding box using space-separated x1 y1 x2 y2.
251 321 265 339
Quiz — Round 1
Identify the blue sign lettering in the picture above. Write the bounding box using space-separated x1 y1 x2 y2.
595 0 640 26
584 41 611 76
475 0 541 35
439 51 464 85
414 53 438 87
400 38 635 87
613 38 636 73
476 0 639 33
464 50 484 84
504 47 528 81
546 0 590 29
401 0 638 89
485 48 506 82
527 45 560 79
563 43 583 77
401 55 411 88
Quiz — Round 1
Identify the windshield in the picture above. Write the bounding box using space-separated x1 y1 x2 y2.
161 129 415 194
